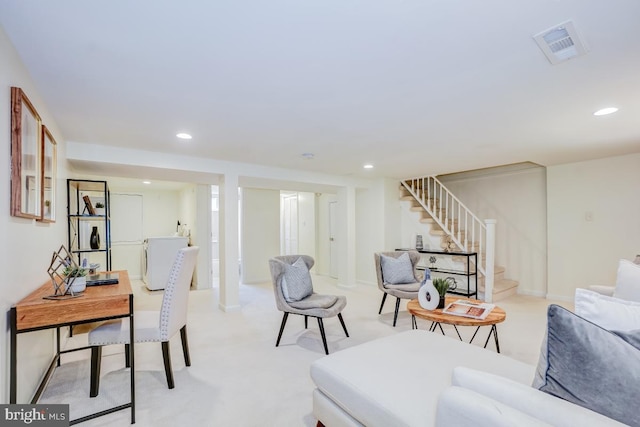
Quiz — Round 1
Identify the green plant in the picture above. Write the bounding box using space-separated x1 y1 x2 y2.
432 278 450 297
63 266 88 277
95 202 105 209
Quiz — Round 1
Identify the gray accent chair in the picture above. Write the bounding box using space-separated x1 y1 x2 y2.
374 251 423 327
268 255 349 355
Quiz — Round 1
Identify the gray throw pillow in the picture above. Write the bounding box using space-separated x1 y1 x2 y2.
281 257 313 302
380 253 416 285
535 304 640 427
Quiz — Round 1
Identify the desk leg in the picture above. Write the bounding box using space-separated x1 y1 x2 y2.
129 296 135 424
56 327 61 367
10 307 17 404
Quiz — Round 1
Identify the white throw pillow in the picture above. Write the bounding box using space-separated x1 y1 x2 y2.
613 259 640 302
453 367 624 427
574 288 640 331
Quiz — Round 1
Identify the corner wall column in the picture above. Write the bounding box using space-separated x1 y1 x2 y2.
337 186 356 288
219 173 240 311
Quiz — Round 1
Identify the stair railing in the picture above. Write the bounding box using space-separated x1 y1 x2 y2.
402 176 496 302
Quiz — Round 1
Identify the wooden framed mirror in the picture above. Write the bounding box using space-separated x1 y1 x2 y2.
11 87 42 219
40 125 57 222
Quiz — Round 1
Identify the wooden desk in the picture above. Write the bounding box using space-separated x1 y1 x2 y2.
10 270 135 425
407 297 506 352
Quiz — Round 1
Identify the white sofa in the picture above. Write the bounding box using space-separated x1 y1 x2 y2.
310 329 625 427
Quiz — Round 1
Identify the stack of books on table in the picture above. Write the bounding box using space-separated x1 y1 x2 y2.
443 300 495 320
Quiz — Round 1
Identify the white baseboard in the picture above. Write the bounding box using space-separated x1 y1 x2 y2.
517 289 546 298
545 293 574 303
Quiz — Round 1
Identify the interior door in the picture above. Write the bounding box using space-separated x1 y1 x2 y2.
329 201 338 278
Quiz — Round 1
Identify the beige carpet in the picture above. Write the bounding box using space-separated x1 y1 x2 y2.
39 275 572 426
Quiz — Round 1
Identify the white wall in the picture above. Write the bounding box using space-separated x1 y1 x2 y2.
547 153 640 300
0 26 68 403
241 188 280 283
438 166 548 297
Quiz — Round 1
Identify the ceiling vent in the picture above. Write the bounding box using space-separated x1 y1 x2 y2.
533 20 587 64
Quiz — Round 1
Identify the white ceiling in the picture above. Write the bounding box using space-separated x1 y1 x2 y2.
1 0 640 180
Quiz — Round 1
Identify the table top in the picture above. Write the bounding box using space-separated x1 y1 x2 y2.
407 296 506 327
13 270 132 332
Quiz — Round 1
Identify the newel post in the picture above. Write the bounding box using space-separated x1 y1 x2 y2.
484 219 497 303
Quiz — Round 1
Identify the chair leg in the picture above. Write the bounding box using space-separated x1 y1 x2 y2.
161 341 175 389
276 312 289 347
180 325 191 367
90 346 102 398
378 293 388 314
393 298 401 327
317 318 329 355
124 343 130 368
304 315 308 329
337 313 349 337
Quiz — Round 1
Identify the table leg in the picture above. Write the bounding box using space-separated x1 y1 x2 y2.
483 325 501 353
452 325 462 341
10 307 17 404
129 296 136 424
437 323 445 335
56 327 61 367
411 315 416 329
469 326 481 344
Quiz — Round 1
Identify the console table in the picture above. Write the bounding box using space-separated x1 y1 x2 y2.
10 270 135 425
397 249 478 298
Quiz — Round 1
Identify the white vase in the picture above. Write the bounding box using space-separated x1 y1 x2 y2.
418 279 439 310
66 276 87 293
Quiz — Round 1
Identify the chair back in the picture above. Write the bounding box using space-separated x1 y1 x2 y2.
268 255 314 312
159 246 199 341
374 251 421 291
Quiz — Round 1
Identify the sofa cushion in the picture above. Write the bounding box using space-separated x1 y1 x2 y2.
535 305 640 427
281 257 313 302
453 367 626 427
574 288 640 331
435 386 550 427
614 259 640 302
310 330 534 427
380 253 416 285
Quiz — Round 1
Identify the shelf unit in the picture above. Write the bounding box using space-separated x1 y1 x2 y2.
397 248 478 298
67 179 111 271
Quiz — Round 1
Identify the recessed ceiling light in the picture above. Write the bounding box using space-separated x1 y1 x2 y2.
142 181 151 185
176 133 192 139
301 152 315 160
363 164 374 169
593 107 618 116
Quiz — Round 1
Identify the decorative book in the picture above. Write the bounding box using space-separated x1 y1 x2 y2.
83 195 96 215
443 300 495 320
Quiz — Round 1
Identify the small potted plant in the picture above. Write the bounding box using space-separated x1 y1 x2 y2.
432 278 450 309
95 202 105 216
63 266 88 293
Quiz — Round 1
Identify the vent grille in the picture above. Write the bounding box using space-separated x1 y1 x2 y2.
534 21 587 64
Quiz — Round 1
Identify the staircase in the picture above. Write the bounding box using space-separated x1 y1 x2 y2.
401 176 518 302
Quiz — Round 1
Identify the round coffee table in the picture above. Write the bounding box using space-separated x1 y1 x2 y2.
407 297 506 352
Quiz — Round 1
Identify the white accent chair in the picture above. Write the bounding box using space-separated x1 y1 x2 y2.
88 246 199 396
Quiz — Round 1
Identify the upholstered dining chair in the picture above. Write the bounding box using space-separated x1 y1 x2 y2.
88 246 199 397
268 255 349 355
374 251 423 327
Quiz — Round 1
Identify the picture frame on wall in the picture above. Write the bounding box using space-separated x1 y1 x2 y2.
40 125 57 222
10 87 42 219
